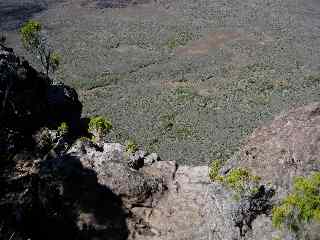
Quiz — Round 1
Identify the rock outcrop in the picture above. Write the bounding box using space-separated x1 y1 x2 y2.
224 102 320 196
0 45 82 131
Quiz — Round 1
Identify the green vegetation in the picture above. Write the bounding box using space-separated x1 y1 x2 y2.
223 168 260 192
86 73 124 90
209 160 224 182
88 116 112 133
174 125 192 139
272 172 320 233
20 20 60 77
174 87 196 101
125 139 138 153
160 113 175 132
20 20 42 48
88 116 112 142
209 162 260 194
57 122 69 136
303 74 320 87
166 31 193 49
79 136 92 142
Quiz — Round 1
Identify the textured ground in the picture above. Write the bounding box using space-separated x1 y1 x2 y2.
2 0 320 165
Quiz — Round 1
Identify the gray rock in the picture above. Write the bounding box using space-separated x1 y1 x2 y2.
68 140 165 207
229 102 320 195
144 153 160 165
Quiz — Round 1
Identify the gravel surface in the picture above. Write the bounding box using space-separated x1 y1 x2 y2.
2 0 320 165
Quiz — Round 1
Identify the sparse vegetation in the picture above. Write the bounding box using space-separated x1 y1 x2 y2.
20 20 60 77
57 122 69 136
303 74 320 87
223 168 260 192
174 125 192 139
79 136 92 142
209 160 224 181
209 163 261 194
272 172 320 234
166 31 193 49
125 139 138 153
88 116 112 142
160 113 175 132
174 87 196 100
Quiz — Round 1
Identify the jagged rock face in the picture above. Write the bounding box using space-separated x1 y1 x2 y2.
0 45 82 132
46 82 82 127
67 140 166 207
0 45 82 159
226 102 320 194
0 45 48 130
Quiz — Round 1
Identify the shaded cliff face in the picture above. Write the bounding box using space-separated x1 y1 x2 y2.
0 45 82 130
0 44 82 169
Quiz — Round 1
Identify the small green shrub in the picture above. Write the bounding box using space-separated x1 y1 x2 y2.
166 31 193 49
272 172 320 233
49 51 60 73
88 116 112 142
224 168 260 192
174 125 192 139
88 116 112 133
20 20 42 49
79 136 92 142
125 139 138 153
209 164 260 194
160 113 175 132
209 160 224 181
174 87 196 100
57 122 69 136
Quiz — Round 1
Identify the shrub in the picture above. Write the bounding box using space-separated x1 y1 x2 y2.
57 122 69 136
20 20 42 49
224 168 260 192
125 139 138 153
88 116 112 142
49 51 60 73
79 136 92 142
166 31 193 49
88 116 112 133
209 164 260 194
209 160 224 181
272 172 320 234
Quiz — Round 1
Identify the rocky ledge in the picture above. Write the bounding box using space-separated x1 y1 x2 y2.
0 46 319 240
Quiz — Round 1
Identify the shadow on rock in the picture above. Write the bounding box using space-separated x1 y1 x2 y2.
0 153 129 240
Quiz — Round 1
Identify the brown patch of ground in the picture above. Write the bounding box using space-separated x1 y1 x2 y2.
176 31 241 56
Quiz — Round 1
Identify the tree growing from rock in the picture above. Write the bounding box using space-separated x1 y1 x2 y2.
20 20 60 78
